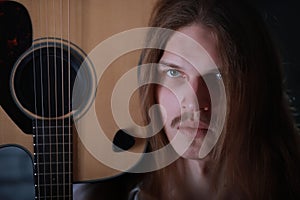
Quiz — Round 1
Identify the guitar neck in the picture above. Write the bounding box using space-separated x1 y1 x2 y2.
33 119 73 199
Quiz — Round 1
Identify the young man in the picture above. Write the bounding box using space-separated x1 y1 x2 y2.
131 0 300 199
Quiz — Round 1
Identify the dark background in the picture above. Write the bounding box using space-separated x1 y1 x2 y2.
254 0 300 128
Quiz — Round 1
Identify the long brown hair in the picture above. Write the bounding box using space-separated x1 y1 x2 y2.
138 0 300 199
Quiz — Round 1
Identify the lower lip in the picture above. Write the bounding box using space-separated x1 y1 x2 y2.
178 127 208 138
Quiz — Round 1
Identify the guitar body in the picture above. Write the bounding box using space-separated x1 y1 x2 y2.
0 145 35 200
0 2 35 199
0 0 155 199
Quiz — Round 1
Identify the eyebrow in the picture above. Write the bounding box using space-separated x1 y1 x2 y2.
158 60 183 70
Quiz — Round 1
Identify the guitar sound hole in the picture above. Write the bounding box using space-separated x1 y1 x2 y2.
11 40 86 119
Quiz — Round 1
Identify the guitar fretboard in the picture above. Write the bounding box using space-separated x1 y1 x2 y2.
33 119 73 199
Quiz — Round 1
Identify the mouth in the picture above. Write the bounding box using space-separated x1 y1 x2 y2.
177 121 209 138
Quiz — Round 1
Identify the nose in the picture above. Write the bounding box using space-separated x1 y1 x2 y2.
180 76 211 112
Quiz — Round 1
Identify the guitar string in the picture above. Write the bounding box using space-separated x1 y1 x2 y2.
32 0 40 199
67 0 69 196
44 1 53 198
67 0 72 198
43 1 47 197
63 1 72 197
60 0 66 198
38 0 47 198
52 0 59 198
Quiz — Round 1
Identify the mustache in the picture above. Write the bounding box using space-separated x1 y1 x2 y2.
170 111 210 128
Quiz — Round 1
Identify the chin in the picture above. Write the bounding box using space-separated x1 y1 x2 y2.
181 149 201 160
176 140 203 160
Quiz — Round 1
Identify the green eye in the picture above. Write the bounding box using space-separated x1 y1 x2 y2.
166 69 181 78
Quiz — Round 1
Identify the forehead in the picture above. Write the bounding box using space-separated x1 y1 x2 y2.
162 23 219 74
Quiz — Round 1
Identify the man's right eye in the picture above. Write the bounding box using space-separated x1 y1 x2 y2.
166 69 183 78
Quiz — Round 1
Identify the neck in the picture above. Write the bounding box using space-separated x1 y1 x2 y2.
33 119 73 199
182 157 213 199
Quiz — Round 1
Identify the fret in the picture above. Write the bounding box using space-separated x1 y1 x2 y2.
35 183 72 191
34 158 72 166
37 183 73 188
33 119 72 127
35 175 72 187
34 162 72 174
34 143 72 148
33 128 72 135
37 195 72 198
35 184 72 200
34 157 72 165
34 152 72 163
35 142 72 146
34 140 72 146
37 195 72 200
35 184 72 197
37 172 72 175
33 126 72 130
35 161 72 165
35 173 72 185
34 152 72 157
36 152 72 155
33 130 72 135
34 143 72 153
34 134 72 138
33 125 72 129
35 181 72 188
34 135 71 147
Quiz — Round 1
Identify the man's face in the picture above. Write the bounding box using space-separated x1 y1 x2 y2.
156 23 221 159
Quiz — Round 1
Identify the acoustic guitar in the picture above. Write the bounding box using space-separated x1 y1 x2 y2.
0 0 153 199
